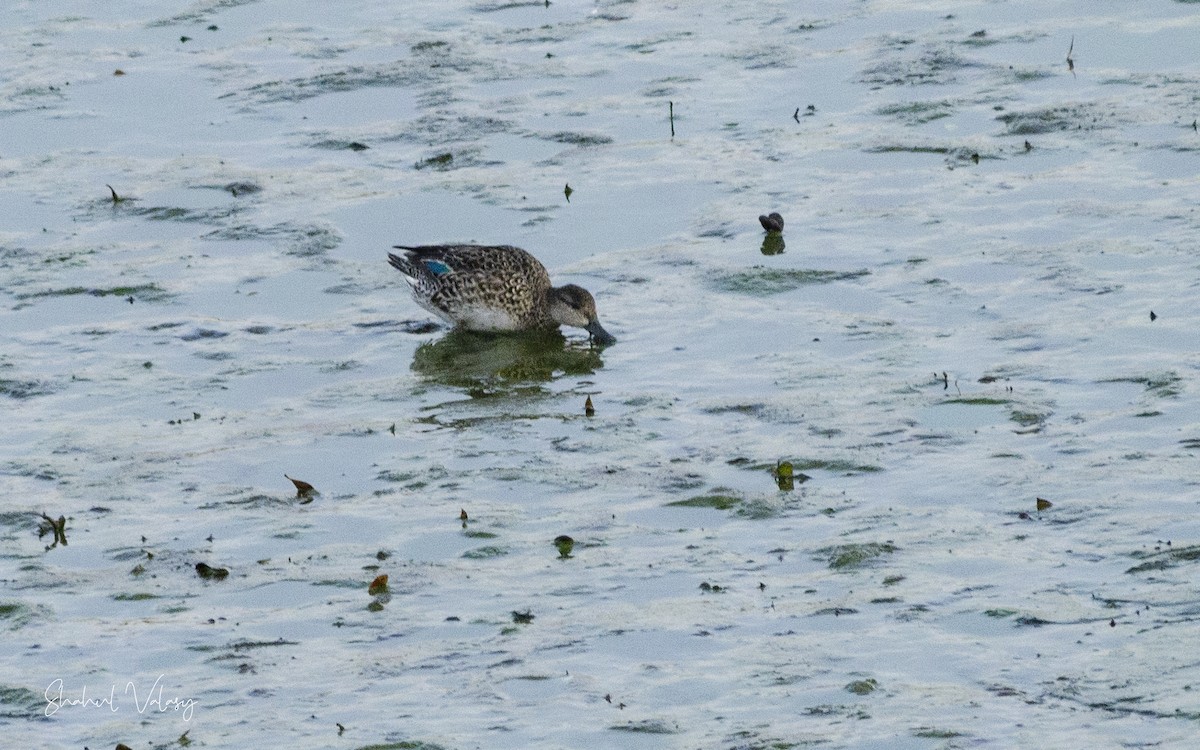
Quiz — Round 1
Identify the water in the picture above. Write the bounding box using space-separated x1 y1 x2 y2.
3 1 1200 747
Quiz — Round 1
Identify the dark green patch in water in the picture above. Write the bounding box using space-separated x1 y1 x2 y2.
712 267 870 295
820 542 897 570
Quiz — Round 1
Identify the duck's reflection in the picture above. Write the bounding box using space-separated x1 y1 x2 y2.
760 234 785 256
411 329 604 391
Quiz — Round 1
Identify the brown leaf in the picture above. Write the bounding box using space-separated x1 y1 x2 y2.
1036 497 1053 511
368 574 389 596
285 474 317 499
584 395 595 417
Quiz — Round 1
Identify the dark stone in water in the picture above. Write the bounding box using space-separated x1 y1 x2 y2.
759 212 784 233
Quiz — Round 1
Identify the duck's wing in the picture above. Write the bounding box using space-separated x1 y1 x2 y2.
390 245 549 283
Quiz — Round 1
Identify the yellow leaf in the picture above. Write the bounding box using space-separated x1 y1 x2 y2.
368 574 389 596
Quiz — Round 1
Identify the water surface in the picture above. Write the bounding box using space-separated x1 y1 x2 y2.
3 1 1200 748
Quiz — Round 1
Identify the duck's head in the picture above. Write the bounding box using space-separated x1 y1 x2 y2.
548 284 616 346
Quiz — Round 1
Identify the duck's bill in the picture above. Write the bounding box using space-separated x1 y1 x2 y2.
586 320 616 346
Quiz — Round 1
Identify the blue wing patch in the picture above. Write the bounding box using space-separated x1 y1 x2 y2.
423 259 452 276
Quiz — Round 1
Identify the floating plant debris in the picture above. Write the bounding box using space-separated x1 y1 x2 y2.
774 460 794 491
285 475 317 502
37 512 68 549
820 542 896 570
553 535 575 558
368 574 389 596
415 152 453 170
667 493 741 510
511 609 534 624
195 562 229 580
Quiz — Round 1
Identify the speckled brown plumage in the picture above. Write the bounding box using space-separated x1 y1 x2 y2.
387 244 615 345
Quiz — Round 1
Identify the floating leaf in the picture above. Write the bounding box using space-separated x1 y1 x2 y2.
563 183 574 202
1036 497 1053 511
553 535 575 558
775 460 794 491
584 395 595 417
285 474 317 502
368 574 389 596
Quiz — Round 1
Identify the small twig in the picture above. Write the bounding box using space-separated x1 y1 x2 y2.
38 512 68 548
668 100 675 138
1066 35 1075 76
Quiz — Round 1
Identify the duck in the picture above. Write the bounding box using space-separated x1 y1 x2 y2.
387 244 616 345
